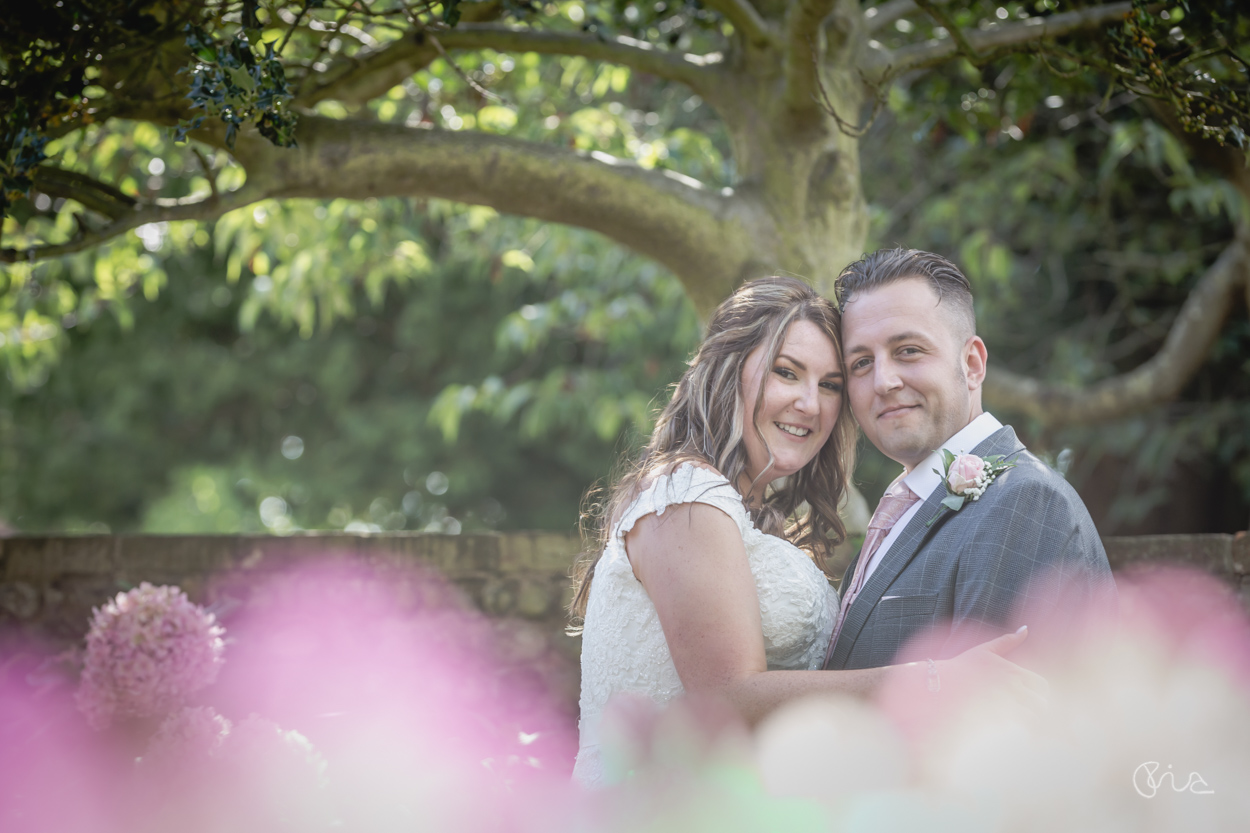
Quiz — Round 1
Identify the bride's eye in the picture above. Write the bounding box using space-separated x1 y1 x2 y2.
772 367 797 380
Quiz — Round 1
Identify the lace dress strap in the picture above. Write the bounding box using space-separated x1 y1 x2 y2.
612 461 751 540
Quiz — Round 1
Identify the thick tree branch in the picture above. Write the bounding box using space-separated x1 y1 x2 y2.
223 116 754 314
30 167 137 221
296 37 430 107
701 0 777 48
984 223 1250 427
863 2 1132 82
301 25 726 109
783 0 838 112
1 184 262 264
436 25 725 86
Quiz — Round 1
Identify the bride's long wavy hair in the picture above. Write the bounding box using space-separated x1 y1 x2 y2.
569 276 856 622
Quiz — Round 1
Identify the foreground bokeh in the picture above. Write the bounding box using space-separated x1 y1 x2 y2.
2 560 1248 832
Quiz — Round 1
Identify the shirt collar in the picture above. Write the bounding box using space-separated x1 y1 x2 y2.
902 412 1004 500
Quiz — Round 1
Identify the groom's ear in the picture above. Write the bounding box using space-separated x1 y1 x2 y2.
963 336 988 391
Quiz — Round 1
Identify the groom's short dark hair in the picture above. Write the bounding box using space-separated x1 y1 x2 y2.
836 248 975 341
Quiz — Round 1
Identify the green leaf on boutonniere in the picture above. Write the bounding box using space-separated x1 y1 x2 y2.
941 448 956 469
927 493 969 528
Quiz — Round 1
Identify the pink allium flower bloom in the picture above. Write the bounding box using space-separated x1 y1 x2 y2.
76 583 226 730
143 706 232 766
946 454 986 495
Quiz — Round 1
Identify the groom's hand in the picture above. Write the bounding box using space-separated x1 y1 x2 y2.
942 626 1050 716
977 625 1030 659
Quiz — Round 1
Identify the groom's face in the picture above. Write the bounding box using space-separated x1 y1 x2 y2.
841 277 986 471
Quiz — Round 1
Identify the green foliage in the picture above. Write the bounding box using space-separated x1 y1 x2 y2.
0 0 741 232
576 0 727 44
1 113 49 211
2 0 1247 536
865 2 1248 149
0 196 698 534
179 25 298 148
443 0 465 27
860 29 1250 529
1104 0 1248 147
0 120 223 390
0 0 176 218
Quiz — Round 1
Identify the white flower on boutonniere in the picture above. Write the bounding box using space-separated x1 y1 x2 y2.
926 450 1017 528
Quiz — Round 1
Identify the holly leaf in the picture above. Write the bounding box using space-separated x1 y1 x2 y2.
227 65 258 94
185 26 219 62
443 0 463 26
172 115 205 143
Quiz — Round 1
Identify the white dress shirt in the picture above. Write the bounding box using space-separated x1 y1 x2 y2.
860 411 1004 583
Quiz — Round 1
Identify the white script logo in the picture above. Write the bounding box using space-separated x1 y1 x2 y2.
1133 762 1215 798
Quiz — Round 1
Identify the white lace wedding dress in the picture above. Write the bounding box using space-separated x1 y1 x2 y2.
572 463 839 787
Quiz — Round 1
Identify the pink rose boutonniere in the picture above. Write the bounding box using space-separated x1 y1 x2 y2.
926 450 1017 527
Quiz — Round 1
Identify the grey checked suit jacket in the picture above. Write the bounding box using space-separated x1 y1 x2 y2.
825 425 1116 670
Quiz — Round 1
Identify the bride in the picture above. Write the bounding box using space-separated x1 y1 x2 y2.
569 276 1041 787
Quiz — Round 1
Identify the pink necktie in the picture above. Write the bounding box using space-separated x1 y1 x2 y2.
825 478 920 663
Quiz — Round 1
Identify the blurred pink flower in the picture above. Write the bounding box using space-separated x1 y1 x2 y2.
76 583 226 729
143 706 232 766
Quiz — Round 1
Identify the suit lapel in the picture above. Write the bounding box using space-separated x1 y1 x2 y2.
970 425 1025 463
829 426 1025 669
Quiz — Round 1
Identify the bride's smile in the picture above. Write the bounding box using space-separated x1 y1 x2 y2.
739 318 844 502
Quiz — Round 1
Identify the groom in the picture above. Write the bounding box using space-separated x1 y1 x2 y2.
825 249 1115 671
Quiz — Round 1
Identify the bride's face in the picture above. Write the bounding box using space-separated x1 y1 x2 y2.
739 319 844 496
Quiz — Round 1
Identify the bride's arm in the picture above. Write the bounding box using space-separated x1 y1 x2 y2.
626 502 1040 726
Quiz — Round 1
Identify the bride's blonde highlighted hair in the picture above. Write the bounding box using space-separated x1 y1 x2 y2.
569 276 856 622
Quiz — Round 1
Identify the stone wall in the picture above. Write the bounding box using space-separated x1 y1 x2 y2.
0 532 587 709
1103 531 1248 583
2 531 1247 709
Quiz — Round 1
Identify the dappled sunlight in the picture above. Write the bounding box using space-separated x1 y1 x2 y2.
4 130 701 535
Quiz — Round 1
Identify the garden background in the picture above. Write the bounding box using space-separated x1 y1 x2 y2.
2 1 1247 566
3 6 1250 826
